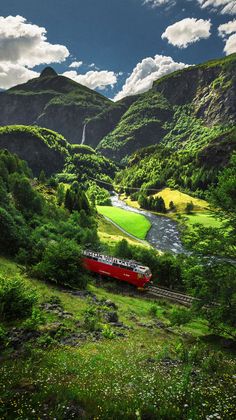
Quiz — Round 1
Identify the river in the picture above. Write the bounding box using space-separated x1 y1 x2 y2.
111 194 185 254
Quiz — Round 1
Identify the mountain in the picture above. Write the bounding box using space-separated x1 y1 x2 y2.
0 126 69 176
0 125 116 180
115 126 236 194
0 67 127 148
97 54 236 161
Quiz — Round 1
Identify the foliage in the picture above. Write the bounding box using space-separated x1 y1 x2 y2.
185 201 194 214
114 239 184 290
102 324 116 339
87 182 111 206
115 127 236 197
32 239 87 289
0 276 37 321
169 308 193 326
138 193 166 213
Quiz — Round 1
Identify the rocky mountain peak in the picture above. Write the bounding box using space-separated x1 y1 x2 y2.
40 67 58 78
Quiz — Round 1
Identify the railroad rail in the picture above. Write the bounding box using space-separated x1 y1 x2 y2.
147 285 197 306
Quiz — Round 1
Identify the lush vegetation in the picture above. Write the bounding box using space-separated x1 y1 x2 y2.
97 206 151 240
0 257 236 419
0 55 236 419
0 149 98 279
97 54 236 162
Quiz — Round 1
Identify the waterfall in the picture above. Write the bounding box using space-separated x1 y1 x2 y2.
81 123 87 145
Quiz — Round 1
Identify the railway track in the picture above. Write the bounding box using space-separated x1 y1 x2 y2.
147 286 197 306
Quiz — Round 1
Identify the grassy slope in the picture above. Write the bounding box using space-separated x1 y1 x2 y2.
122 189 223 229
97 206 151 239
155 188 209 212
97 215 149 250
1 257 236 419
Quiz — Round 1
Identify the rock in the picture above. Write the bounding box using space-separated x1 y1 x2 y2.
146 357 156 364
105 311 119 323
104 300 118 310
8 328 42 349
62 402 86 419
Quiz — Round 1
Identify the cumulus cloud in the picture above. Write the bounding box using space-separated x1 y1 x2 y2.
114 54 187 101
0 62 39 89
62 70 117 90
198 0 236 15
161 18 211 48
0 15 70 89
223 33 236 54
0 15 69 68
69 61 83 68
218 19 236 37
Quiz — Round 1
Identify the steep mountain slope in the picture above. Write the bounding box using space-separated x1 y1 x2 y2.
0 126 69 176
115 126 236 194
0 125 117 179
0 67 127 147
97 54 236 161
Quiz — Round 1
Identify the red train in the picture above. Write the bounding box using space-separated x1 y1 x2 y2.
82 250 152 288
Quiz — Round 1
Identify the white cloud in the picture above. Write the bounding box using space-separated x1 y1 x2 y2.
162 18 211 48
223 33 236 54
198 0 236 15
62 70 117 90
0 62 39 89
0 15 69 68
69 61 83 68
143 0 176 8
0 15 69 89
218 19 236 37
114 54 188 101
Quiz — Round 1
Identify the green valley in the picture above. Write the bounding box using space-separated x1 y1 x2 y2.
0 52 236 420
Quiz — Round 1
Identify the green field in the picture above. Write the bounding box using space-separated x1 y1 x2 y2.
184 212 223 228
97 206 151 239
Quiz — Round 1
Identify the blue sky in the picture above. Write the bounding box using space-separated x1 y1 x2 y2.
0 0 236 99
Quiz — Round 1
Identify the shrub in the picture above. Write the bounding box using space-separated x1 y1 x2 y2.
0 277 38 321
149 304 158 317
0 207 27 255
32 239 87 289
102 324 116 339
185 201 194 214
22 307 45 331
83 306 100 332
169 308 192 326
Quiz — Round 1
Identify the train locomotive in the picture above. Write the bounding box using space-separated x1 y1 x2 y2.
82 250 152 288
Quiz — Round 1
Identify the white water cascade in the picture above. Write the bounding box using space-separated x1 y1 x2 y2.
81 123 87 145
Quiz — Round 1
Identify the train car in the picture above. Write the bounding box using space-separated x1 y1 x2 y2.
82 250 152 288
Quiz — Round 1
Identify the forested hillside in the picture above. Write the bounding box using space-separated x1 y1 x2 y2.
97 54 236 163
115 126 236 195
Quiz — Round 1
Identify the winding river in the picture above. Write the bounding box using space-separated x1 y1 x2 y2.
111 194 185 254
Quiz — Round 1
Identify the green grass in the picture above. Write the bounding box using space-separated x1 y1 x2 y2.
1 256 236 419
184 212 223 228
97 206 151 239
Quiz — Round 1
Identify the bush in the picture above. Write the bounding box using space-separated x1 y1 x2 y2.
32 239 88 289
102 324 116 339
169 308 192 326
149 304 158 317
22 307 45 331
0 277 37 321
83 306 100 332
0 207 27 255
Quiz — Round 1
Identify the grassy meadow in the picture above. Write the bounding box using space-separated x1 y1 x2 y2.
1 257 236 419
97 206 151 240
